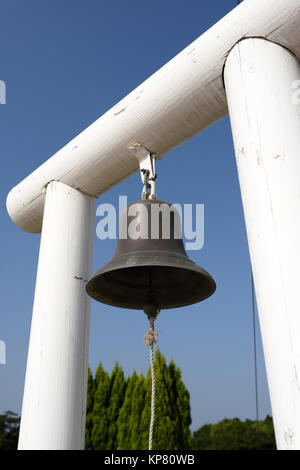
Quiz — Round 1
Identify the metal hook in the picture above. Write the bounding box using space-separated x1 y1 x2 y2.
128 142 157 200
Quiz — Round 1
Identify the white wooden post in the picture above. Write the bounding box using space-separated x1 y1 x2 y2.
224 38 300 450
18 181 95 450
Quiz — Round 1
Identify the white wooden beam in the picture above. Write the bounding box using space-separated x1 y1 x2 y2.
224 38 300 450
7 0 300 233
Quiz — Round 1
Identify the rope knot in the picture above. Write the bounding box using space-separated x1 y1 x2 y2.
143 327 158 346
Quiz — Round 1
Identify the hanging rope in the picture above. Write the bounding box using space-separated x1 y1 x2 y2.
144 314 158 450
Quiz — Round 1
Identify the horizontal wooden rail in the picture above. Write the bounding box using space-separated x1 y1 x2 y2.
7 0 300 232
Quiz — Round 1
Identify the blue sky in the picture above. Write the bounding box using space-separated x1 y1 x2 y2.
0 0 272 431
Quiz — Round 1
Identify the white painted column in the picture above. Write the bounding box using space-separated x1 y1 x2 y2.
18 181 95 450
224 38 300 450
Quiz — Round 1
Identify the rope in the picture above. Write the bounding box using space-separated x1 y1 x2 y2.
144 315 158 450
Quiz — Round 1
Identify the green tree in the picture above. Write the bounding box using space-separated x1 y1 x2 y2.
87 351 192 450
85 368 95 450
91 363 111 449
169 359 193 449
116 371 139 450
0 411 20 450
127 373 146 449
193 416 276 450
140 349 192 450
106 362 126 449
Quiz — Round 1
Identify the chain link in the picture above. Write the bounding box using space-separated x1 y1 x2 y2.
141 169 157 201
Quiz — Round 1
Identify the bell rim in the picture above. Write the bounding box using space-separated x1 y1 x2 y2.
86 250 216 310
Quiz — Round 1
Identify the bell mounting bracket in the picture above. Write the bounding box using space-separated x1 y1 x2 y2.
129 142 157 200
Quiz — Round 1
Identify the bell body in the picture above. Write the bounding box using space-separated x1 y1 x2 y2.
86 200 216 311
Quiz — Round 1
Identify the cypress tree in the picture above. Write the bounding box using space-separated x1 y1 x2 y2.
140 349 192 450
91 363 111 449
106 362 126 449
85 368 95 450
87 352 192 450
169 360 192 449
140 363 152 449
116 371 139 449
128 374 147 449
152 349 177 449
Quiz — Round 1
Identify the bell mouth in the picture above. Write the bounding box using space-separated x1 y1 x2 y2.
86 250 216 310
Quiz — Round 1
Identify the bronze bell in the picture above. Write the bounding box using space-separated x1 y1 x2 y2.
86 199 216 312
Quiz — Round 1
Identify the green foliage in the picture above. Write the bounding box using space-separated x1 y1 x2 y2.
86 355 276 451
90 363 111 450
106 363 126 449
0 411 20 450
85 368 94 450
116 371 139 449
0 377 276 452
117 371 146 450
129 373 147 449
170 360 193 450
140 350 192 450
193 415 276 450
87 350 193 450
